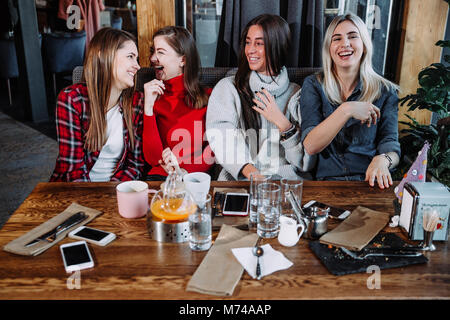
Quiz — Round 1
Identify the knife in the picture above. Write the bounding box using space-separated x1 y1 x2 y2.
25 211 88 247
340 247 422 260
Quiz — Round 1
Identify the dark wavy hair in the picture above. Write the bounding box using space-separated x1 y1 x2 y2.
234 14 291 132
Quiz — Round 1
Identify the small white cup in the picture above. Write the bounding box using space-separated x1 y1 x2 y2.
278 216 305 247
183 172 211 205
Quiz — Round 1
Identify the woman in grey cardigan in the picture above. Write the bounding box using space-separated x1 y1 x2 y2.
206 14 314 180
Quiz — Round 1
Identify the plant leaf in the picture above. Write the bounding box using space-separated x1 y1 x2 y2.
445 55 450 64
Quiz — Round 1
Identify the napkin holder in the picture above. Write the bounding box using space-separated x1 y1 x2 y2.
399 182 450 241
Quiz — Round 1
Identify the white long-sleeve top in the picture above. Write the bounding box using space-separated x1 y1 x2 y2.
206 67 315 181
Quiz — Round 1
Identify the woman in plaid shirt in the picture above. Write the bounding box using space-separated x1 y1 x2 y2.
50 28 145 182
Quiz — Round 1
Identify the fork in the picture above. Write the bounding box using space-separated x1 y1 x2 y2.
25 211 87 247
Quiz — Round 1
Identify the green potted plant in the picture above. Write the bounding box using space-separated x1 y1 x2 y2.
394 36 450 186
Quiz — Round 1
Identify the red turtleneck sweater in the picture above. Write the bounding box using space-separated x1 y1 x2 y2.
143 74 214 176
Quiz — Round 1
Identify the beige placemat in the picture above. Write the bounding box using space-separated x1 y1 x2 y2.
319 206 389 251
186 224 258 296
3 202 102 256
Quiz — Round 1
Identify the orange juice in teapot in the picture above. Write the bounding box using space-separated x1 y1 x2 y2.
149 171 197 222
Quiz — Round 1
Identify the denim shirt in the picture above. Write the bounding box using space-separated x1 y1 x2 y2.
299 74 401 180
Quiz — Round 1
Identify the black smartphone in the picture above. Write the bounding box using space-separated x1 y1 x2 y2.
303 200 351 220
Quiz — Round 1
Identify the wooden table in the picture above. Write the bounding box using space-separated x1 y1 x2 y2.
0 181 448 300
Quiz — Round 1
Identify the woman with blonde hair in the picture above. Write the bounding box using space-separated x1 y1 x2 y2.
300 13 401 189
50 27 145 181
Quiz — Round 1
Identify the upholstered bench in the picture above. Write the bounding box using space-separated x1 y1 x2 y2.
135 66 321 179
72 66 321 179
135 67 321 91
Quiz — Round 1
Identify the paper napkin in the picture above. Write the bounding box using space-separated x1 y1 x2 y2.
231 243 293 279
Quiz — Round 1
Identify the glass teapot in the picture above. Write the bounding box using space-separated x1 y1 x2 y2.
149 171 197 222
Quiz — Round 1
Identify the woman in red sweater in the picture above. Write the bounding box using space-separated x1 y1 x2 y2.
142 26 214 180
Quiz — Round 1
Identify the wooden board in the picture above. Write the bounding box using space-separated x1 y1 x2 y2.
136 0 175 67
397 0 448 131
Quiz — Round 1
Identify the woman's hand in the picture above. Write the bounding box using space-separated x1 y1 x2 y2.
365 154 393 189
252 89 292 132
143 79 165 116
241 163 260 180
159 147 182 175
342 101 381 127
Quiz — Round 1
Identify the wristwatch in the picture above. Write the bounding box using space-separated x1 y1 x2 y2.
380 153 393 169
280 123 298 141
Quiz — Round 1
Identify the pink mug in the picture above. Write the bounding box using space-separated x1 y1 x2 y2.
116 181 157 219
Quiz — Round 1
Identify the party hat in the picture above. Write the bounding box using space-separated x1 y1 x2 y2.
394 141 430 201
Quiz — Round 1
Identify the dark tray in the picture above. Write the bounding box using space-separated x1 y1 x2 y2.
309 233 428 276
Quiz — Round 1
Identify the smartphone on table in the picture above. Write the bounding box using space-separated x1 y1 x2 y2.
60 241 94 273
223 193 250 216
303 200 351 220
69 226 116 246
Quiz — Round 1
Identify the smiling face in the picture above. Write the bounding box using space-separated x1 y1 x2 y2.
245 24 268 75
329 20 364 72
150 35 185 81
112 40 140 91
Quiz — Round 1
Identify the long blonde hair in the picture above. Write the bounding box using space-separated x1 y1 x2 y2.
83 27 136 152
320 13 398 105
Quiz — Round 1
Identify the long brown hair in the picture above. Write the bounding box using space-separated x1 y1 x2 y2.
235 14 291 132
152 26 208 109
82 27 137 152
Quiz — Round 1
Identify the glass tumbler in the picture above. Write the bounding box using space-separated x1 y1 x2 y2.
257 182 281 238
249 173 272 230
280 178 303 219
188 194 212 251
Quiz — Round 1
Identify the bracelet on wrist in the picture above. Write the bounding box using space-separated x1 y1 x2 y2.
380 153 393 169
280 123 298 141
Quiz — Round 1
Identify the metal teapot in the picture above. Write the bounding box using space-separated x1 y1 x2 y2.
285 191 329 240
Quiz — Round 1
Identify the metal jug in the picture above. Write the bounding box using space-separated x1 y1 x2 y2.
302 206 329 239
285 191 329 240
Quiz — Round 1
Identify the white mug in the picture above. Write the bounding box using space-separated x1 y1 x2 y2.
277 216 305 247
183 172 211 205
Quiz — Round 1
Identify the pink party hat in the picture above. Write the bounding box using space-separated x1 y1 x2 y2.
394 141 430 201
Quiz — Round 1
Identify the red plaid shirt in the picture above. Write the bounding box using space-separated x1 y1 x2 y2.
50 83 145 182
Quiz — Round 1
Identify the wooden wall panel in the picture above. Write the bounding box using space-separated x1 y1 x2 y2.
136 0 175 67
397 0 448 131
